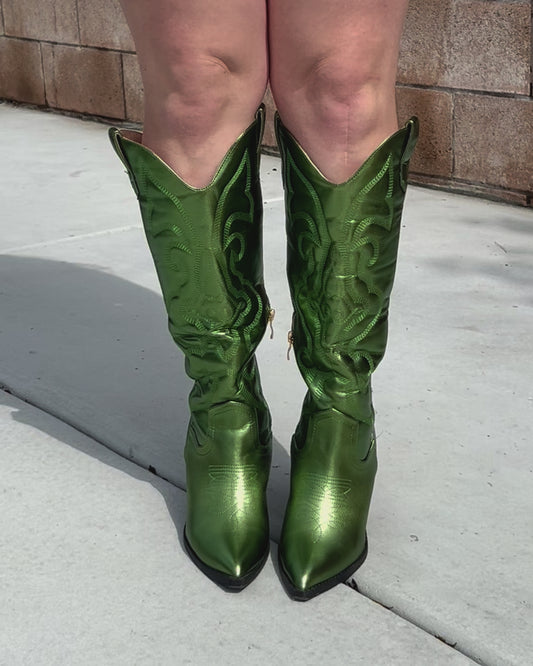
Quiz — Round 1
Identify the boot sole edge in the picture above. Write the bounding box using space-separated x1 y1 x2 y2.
278 535 368 601
184 526 269 593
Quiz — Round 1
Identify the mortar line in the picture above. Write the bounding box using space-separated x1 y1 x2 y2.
39 42 48 106
396 81 531 101
451 91 456 177
0 33 135 54
119 53 128 120
74 0 81 44
530 1 533 98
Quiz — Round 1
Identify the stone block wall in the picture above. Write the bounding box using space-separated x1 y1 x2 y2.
0 0 142 121
0 0 531 205
397 0 532 206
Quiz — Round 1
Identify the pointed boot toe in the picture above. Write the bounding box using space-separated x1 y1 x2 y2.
279 528 368 601
185 523 269 592
184 401 271 592
277 410 376 601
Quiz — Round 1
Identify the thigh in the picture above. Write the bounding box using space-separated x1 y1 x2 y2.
121 0 268 84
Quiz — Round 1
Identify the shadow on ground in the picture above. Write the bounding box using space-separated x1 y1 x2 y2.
0 254 290 544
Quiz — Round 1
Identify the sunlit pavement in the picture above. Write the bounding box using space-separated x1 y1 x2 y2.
1 102 532 665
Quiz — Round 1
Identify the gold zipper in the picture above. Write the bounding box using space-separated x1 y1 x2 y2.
267 308 275 339
287 329 294 360
287 312 296 360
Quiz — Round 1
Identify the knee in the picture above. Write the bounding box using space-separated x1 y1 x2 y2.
158 55 241 131
272 53 387 136
311 56 381 115
147 51 267 136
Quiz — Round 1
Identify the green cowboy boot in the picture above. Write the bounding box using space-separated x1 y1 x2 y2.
276 114 419 600
109 106 273 591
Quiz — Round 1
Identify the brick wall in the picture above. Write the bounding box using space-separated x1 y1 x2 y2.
0 0 531 205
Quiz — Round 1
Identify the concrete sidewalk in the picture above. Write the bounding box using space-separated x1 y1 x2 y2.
1 102 532 665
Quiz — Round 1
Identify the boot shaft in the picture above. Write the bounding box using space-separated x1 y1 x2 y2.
276 115 419 422
109 107 272 424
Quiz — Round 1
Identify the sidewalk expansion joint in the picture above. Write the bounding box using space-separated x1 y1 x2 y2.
1 224 140 255
345 581 488 666
0 382 186 494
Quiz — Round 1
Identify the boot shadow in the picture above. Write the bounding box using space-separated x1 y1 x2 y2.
0 254 291 552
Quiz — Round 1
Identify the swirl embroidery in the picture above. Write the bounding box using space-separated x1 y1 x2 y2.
285 144 398 405
139 151 263 348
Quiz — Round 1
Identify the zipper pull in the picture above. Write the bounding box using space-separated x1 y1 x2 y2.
267 308 275 339
287 329 294 360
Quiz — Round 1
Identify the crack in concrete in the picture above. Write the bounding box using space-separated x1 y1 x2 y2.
344 583 487 666
0 382 186 493
1 224 140 255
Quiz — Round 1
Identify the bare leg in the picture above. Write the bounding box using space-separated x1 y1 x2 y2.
119 0 268 187
268 0 409 183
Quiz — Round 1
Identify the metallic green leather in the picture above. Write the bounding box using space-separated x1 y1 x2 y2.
276 114 419 600
109 107 272 590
